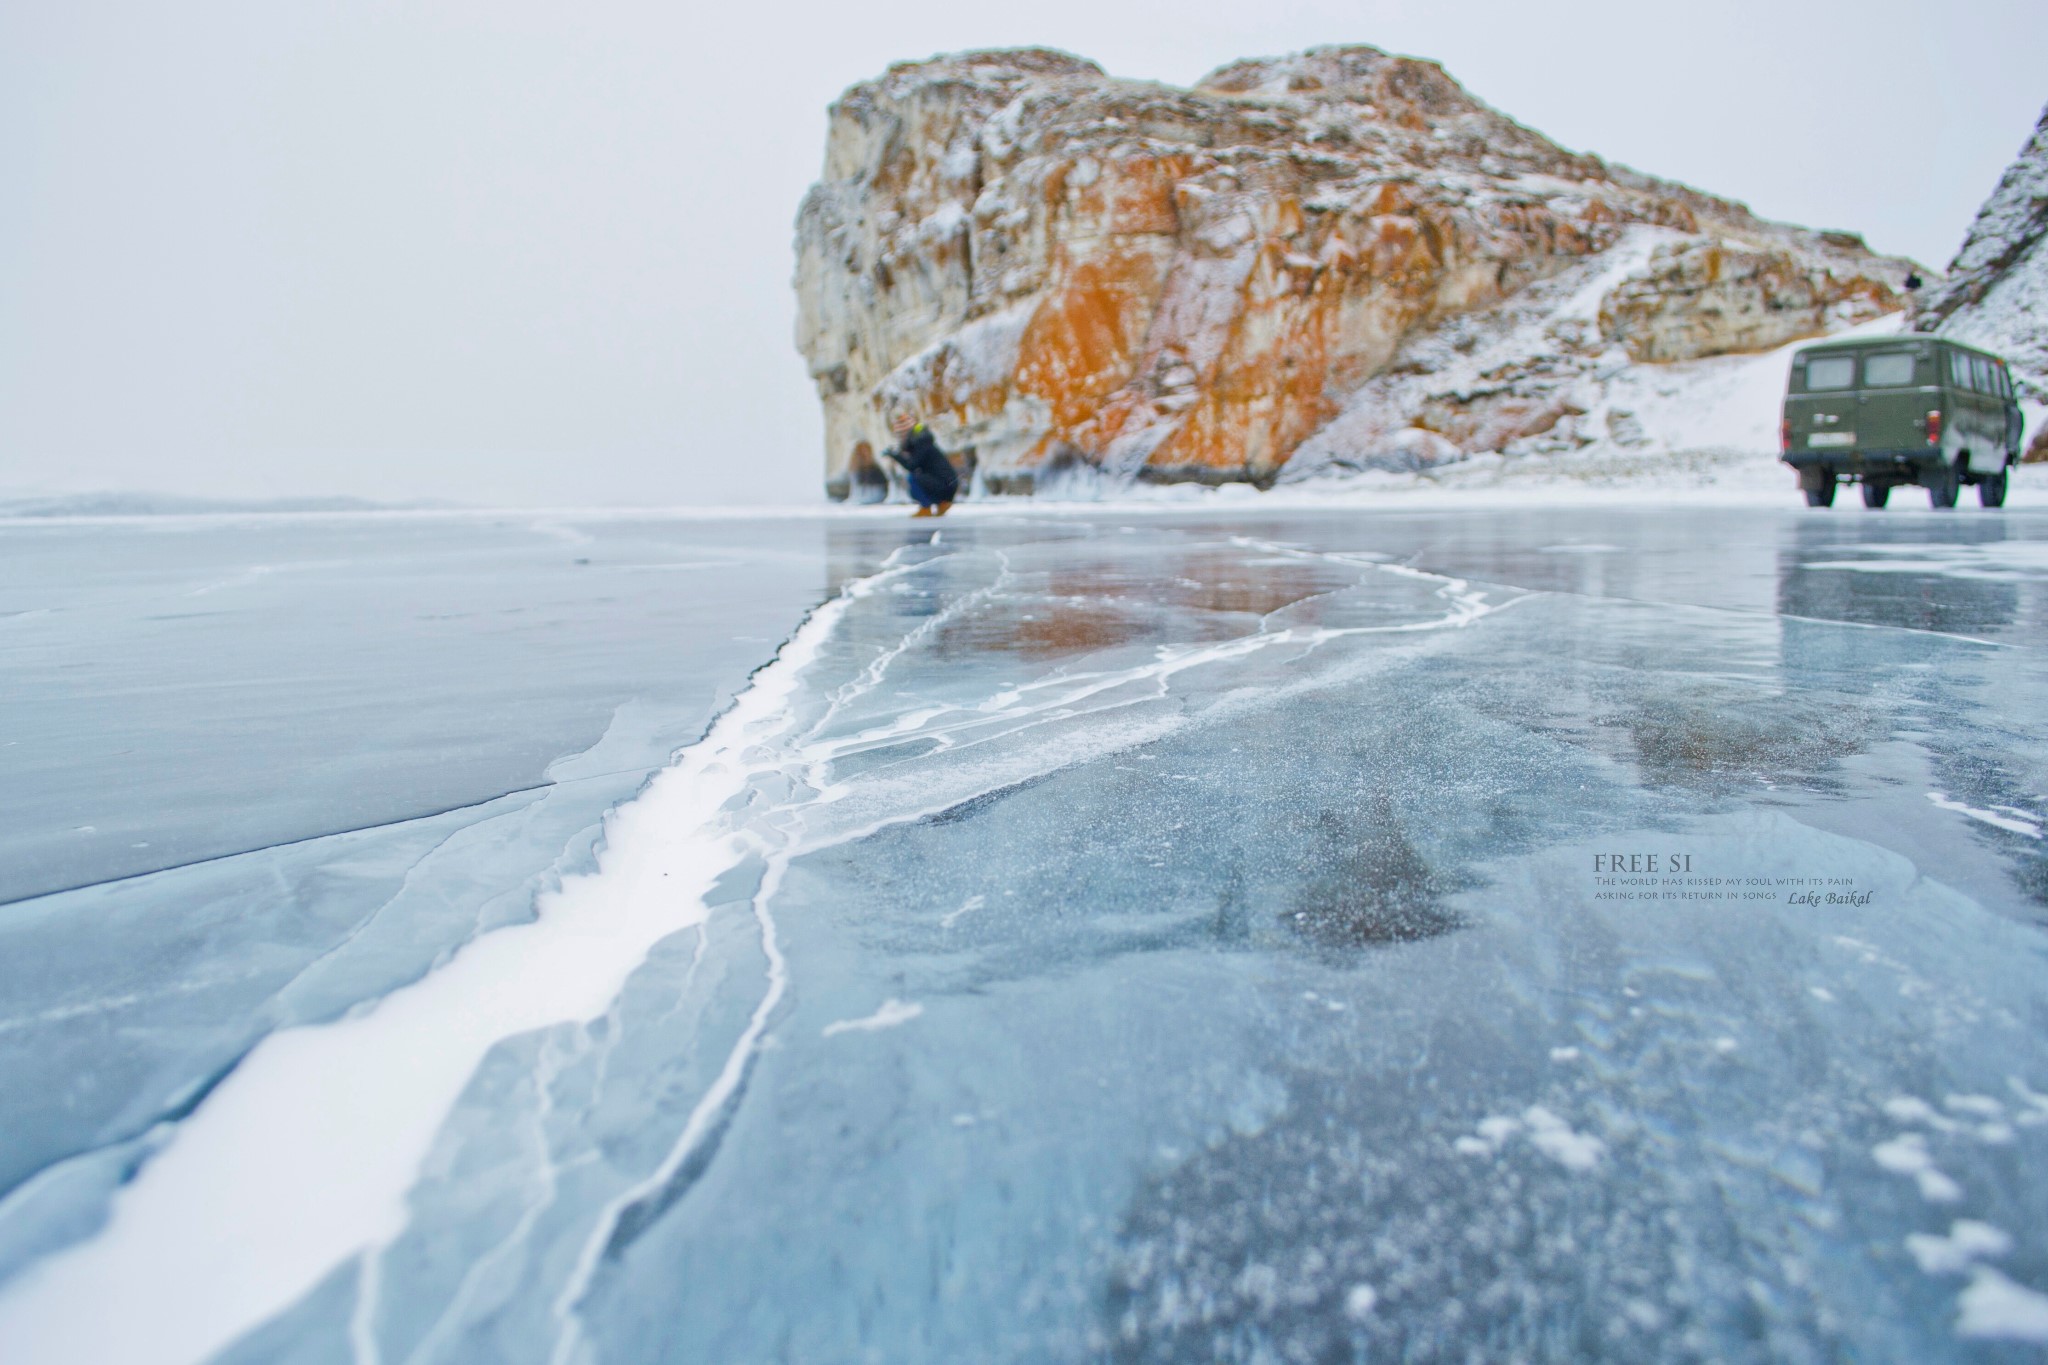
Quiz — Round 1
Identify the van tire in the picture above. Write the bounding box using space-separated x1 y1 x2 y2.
1805 479 1836 507
1928 459 1960 509
1981 469 2009 508
1862 481 1890 509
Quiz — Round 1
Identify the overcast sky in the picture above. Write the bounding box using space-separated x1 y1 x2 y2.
2 0 2042 507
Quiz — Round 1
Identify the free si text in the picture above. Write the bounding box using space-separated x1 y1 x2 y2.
1592 853 1693 874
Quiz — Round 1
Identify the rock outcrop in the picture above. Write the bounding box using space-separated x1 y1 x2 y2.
1912 102 2047 458
795 47 1916 498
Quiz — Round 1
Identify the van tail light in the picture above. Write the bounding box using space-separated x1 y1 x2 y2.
1925 410 1942 446
1781 417 1792 453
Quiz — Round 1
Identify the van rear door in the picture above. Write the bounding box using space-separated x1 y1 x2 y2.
1788 351 1858 455
1855 347 1930 452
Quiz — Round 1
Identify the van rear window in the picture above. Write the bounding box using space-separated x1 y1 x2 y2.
1805 356 1856 390
1863 353 1916 386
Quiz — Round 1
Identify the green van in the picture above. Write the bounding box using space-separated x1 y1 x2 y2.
1781 334 2023 509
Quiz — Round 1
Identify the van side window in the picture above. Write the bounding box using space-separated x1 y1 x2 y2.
1805 356 1856 390
1949 352 1970 388
1863 352 1916 386
1996 363 2012 399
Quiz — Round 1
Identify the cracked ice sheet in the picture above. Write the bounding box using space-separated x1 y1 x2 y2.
0 514 834 1286
3 507 2048 1364
0 514 834 902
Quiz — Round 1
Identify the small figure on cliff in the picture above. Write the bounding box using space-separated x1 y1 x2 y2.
885 413 958 517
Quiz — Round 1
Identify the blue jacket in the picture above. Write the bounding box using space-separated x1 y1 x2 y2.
884 425 959 502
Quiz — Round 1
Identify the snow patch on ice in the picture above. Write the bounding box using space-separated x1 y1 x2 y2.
1958 1267 2048 1343
1456 1107 1604 1171
1476 1116 1522 1147
1906 1220 2013 1276
940 894 986 929
1872 1132 1964 1202
1873 1132 1935 1172
2009 1076 2048 1126
1521 1105 1605 1171
1927 792 2042 839
1885 1096 1965 1133
822 999 925 1037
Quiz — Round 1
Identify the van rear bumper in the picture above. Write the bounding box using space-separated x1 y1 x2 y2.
1781 450 1945 481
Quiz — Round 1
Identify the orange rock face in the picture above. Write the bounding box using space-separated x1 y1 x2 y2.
795 47 1915 497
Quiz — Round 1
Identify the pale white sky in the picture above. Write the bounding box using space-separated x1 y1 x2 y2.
2 0 2042 507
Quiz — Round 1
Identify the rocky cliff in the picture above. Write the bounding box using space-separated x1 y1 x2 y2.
1913 102 2048 458
794 47 1917 498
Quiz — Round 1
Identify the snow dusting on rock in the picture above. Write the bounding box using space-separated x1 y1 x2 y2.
1914 105 2048 379
1912 102 2048 456
795 46 1916 499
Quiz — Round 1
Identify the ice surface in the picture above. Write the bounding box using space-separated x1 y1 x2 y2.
0 514 831 901
4 505 2048 1364
0 513 830 1276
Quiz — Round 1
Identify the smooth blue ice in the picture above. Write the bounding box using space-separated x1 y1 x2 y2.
5 506 2048 1364
0 513 834 1276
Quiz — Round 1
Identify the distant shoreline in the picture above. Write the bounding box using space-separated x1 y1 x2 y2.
7 453 2042 527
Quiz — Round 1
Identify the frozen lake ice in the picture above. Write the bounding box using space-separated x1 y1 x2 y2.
3 504 2048 1363
0 513 832 1276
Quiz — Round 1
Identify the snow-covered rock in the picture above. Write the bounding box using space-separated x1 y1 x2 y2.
794 47 1917 498
1912 103 2048 458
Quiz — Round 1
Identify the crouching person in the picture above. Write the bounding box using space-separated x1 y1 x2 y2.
886 412 958 517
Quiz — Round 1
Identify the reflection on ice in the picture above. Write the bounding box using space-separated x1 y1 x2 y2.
1777 517 2033 640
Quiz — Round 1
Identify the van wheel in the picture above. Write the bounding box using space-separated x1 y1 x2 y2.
1981 469 2009 508
1861 481 1890 509
1928 460 1960 509
1804 478 1836 507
